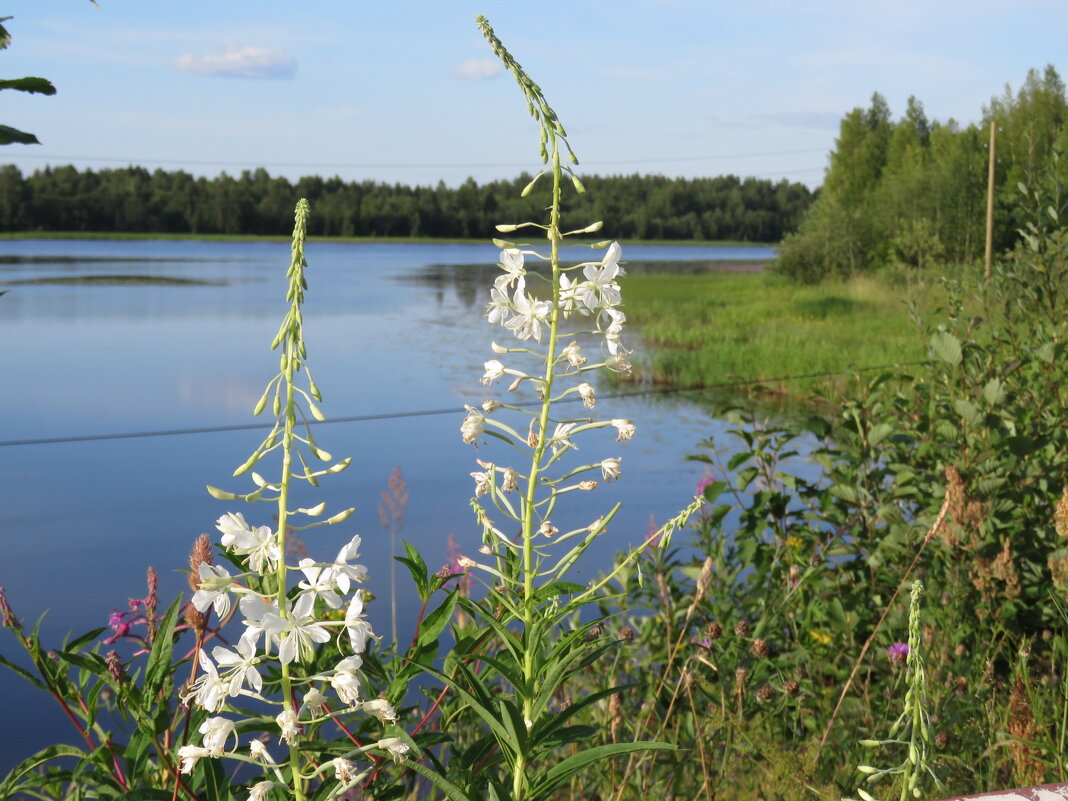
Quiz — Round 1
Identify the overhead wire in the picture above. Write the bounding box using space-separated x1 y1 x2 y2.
0 360 927 449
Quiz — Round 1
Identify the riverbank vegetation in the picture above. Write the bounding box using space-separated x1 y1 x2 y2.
0 164 812 242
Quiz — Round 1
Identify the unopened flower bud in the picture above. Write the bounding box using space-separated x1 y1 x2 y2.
491 341 509 354
756 685 774 703
105 650 126 684
734 619 750 637
704 622 723 641
507 376 523 392
495 223 519 233
752 638 769 658
784 679 800 697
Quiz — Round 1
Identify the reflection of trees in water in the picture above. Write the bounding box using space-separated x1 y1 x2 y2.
406 259 766 312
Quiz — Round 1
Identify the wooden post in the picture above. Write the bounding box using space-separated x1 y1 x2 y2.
984 119 996 280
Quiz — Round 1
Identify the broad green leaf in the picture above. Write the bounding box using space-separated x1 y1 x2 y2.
399 541 428 599
868 423 894 446
0 77 56 95
418 590 459 646
953 399 982 426
929 331 962 366
1036 341 1055 363
830 484 859 503
981 378 1005 406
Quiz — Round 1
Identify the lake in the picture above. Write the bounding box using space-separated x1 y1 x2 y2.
0 238 775 772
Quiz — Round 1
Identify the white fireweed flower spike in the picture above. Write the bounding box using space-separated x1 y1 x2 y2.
377 737 410 762
481 359 505 385
344 591 375 653
362 698 398 724
460 406 485 445
611 418 636 442
199 716 238 756
248 781 277 801
212 636 263 697
192 563 235 619
178 745 210 774
331 655 363 705
577 382 596 408
551 422 579 456
601 457 622 482
276 709 299 745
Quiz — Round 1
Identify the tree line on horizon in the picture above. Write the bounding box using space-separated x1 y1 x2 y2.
0 164 814 243
778 64 1068 282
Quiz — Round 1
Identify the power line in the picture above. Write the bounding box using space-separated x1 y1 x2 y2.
0 361 925 449
0 148 827 172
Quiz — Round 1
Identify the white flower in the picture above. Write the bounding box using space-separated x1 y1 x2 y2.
237 594 274 653
505 277 551 342
577 382 596 409
262 594 331 666
460 406 484 445
502 467 519 492
302 687 327 717
297 558 343 610
248 739 271 762
482 399 501 414
212 635 263 697
562 341 587 369
216 512 250 548
601 457 622 482
333 757 358 784
331 655 364 705
558 273 584 315
611 418 636 442
362 698 398 724
496 248 525 288
579 243 624 311
199 716 237 756
345 592 375 654
178 745 210 774
247 781 276 801
192 563 234 620
276 709 299 744
185 649 228 712
377 737 409 762
471 470 492 497
328 535 368 595
481 359 505 385
486 282 513 327
551 422 579 456
539 521 558 538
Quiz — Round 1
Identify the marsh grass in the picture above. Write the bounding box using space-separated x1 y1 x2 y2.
622 271 937 398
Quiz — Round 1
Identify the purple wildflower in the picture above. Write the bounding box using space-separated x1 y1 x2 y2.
690 637 712 649
886 642 909 665
695 470 716 497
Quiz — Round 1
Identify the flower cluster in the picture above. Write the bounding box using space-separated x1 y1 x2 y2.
180 512 383 778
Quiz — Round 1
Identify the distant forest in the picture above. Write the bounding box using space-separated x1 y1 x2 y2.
0 165 813 242
778 65 1068 281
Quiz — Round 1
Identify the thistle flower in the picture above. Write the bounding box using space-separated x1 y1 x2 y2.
886 641 909 665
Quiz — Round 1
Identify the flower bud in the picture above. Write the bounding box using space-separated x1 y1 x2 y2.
495 224 519 233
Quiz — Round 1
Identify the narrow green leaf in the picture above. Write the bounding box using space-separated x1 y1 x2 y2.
0 652 45 689
534 741 675 796
399 757 474 801
418 590 459 646
144 597 182 700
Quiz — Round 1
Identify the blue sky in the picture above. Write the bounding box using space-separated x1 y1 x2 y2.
1 1 1065 189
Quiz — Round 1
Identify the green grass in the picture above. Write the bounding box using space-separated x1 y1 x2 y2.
622 271 934 399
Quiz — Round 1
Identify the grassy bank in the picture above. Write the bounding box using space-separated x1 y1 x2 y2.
0 230 773 248
622 270 931 399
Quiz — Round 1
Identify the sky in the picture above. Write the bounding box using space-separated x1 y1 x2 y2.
1 0 1065 190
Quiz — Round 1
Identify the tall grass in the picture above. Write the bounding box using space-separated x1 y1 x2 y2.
622 271 935 398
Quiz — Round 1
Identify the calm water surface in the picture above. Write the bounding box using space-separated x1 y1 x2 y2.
0 238 775 770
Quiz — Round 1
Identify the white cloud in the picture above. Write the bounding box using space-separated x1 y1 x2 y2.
170 44 296 79
452 58 503 80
